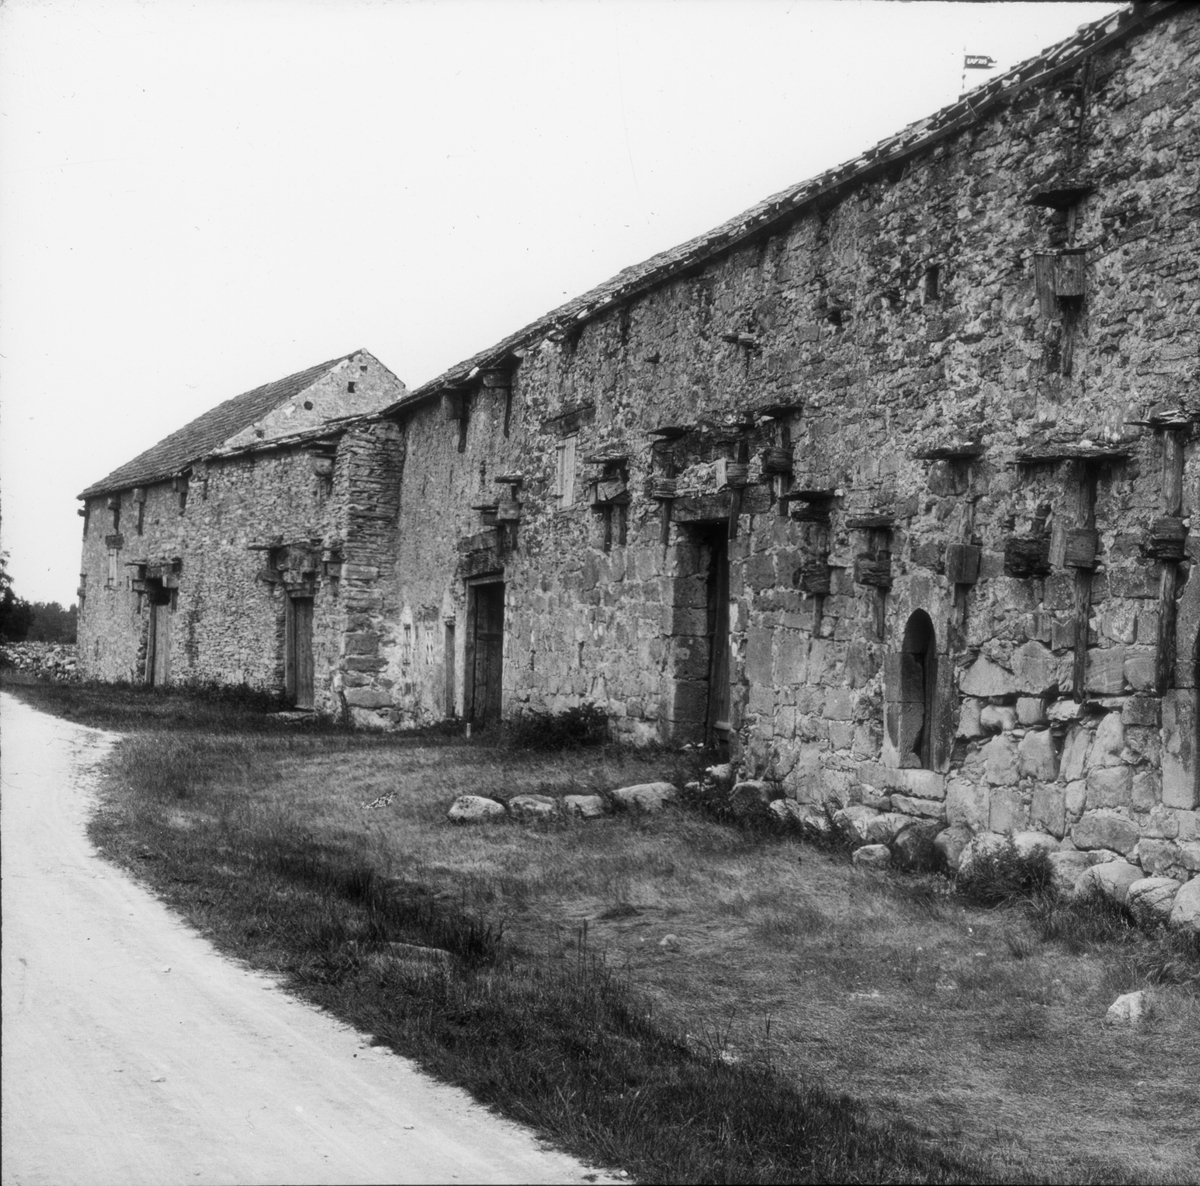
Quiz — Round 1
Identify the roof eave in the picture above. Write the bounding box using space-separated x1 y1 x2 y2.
380 1 1174 420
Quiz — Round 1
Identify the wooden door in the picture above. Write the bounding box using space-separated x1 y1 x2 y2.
146 584 172 686
286 597 315 709
470 583 504 724
705 534 731 740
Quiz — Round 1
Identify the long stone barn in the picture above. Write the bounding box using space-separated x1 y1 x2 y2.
80 3 1199 881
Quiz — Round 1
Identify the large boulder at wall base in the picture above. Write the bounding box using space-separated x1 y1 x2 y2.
610 782 679 813
1073 860 1143 906
891 820 944 872
1168 877 1200 933
1127 878 1182 927
933 826 973 873
508 794 557 820
1047 850 1113 898
955 831 1009 879
852 844 891 870
832 805 880 846
447 795 506 823
1012 831 1059 861
729 780 781 818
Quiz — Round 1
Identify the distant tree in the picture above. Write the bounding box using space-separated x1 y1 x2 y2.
0 553 35 642
27 601 78 644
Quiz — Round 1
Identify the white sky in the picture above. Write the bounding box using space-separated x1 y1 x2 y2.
0 0 1121 605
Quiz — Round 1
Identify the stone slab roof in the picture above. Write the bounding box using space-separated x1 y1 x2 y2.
385 0 1175 416
79 351 370 498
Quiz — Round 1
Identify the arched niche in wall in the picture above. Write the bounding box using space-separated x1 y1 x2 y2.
898 610 938 769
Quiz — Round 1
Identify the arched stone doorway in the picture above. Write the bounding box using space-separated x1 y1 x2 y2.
899 610 937 769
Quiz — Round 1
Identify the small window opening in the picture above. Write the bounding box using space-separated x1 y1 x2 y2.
106 549 119 589
347 381 357 394
924 264 941 303
136 502 145 536
303 400 314 410
360 363 368 372
402 623 413 666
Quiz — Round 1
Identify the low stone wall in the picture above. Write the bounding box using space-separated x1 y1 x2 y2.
0 642 80 681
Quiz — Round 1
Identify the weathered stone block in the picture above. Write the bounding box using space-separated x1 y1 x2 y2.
342 686 393 708
509 794 557 819
1122 694 1161 727
957 697 985 739
989 788 1027 834
1016 696 1047 725
1170 879 1200 933
611 782 679 813
1047 698 1084 723
1085 647 1126 694
448 795 505 823
1161 690 1198 810
852 844 891 870
1075 860 1143 905
983 734 1020 786
1032 783 1066 837
945 778 988 831
1018 730 1058 781
1072 809 1139 855
1086 765 1133 809
980 704 1018 733
1011 640 1058 695
1124 649 1157 692
1087 711 1125 769
1059 725 1092 783
889 768 947 800
563 794 608 818
890 794 946 821
344 631 382 655
959 656 1017 698
1134 838 1184 879
743 627 774 686
1064 779 1087 822
1131 771 1161 812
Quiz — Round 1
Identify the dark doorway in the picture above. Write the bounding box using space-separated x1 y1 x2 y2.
145 580 172 686
704 530 732 744
286 596 315 709
467 580 504 725
899 610 937 769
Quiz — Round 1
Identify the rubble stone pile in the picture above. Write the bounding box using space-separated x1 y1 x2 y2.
0 642 80 682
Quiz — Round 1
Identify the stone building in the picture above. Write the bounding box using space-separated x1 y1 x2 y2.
79 3 1199 884
76 349 406 713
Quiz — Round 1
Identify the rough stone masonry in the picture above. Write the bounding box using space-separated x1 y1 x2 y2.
78 4 1199 893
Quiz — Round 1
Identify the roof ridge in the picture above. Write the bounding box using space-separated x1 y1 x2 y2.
389 1 1170 412
77 351 360 498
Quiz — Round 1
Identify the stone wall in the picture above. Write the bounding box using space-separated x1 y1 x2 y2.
377 6 1199 876
77 422 404 716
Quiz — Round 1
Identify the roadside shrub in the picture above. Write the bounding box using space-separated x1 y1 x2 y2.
955 837 1054 906
502 702 610 751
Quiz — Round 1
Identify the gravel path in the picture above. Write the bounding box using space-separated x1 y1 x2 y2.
1 692 609 1186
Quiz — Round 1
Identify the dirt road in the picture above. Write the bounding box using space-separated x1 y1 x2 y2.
0 692 609 1186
